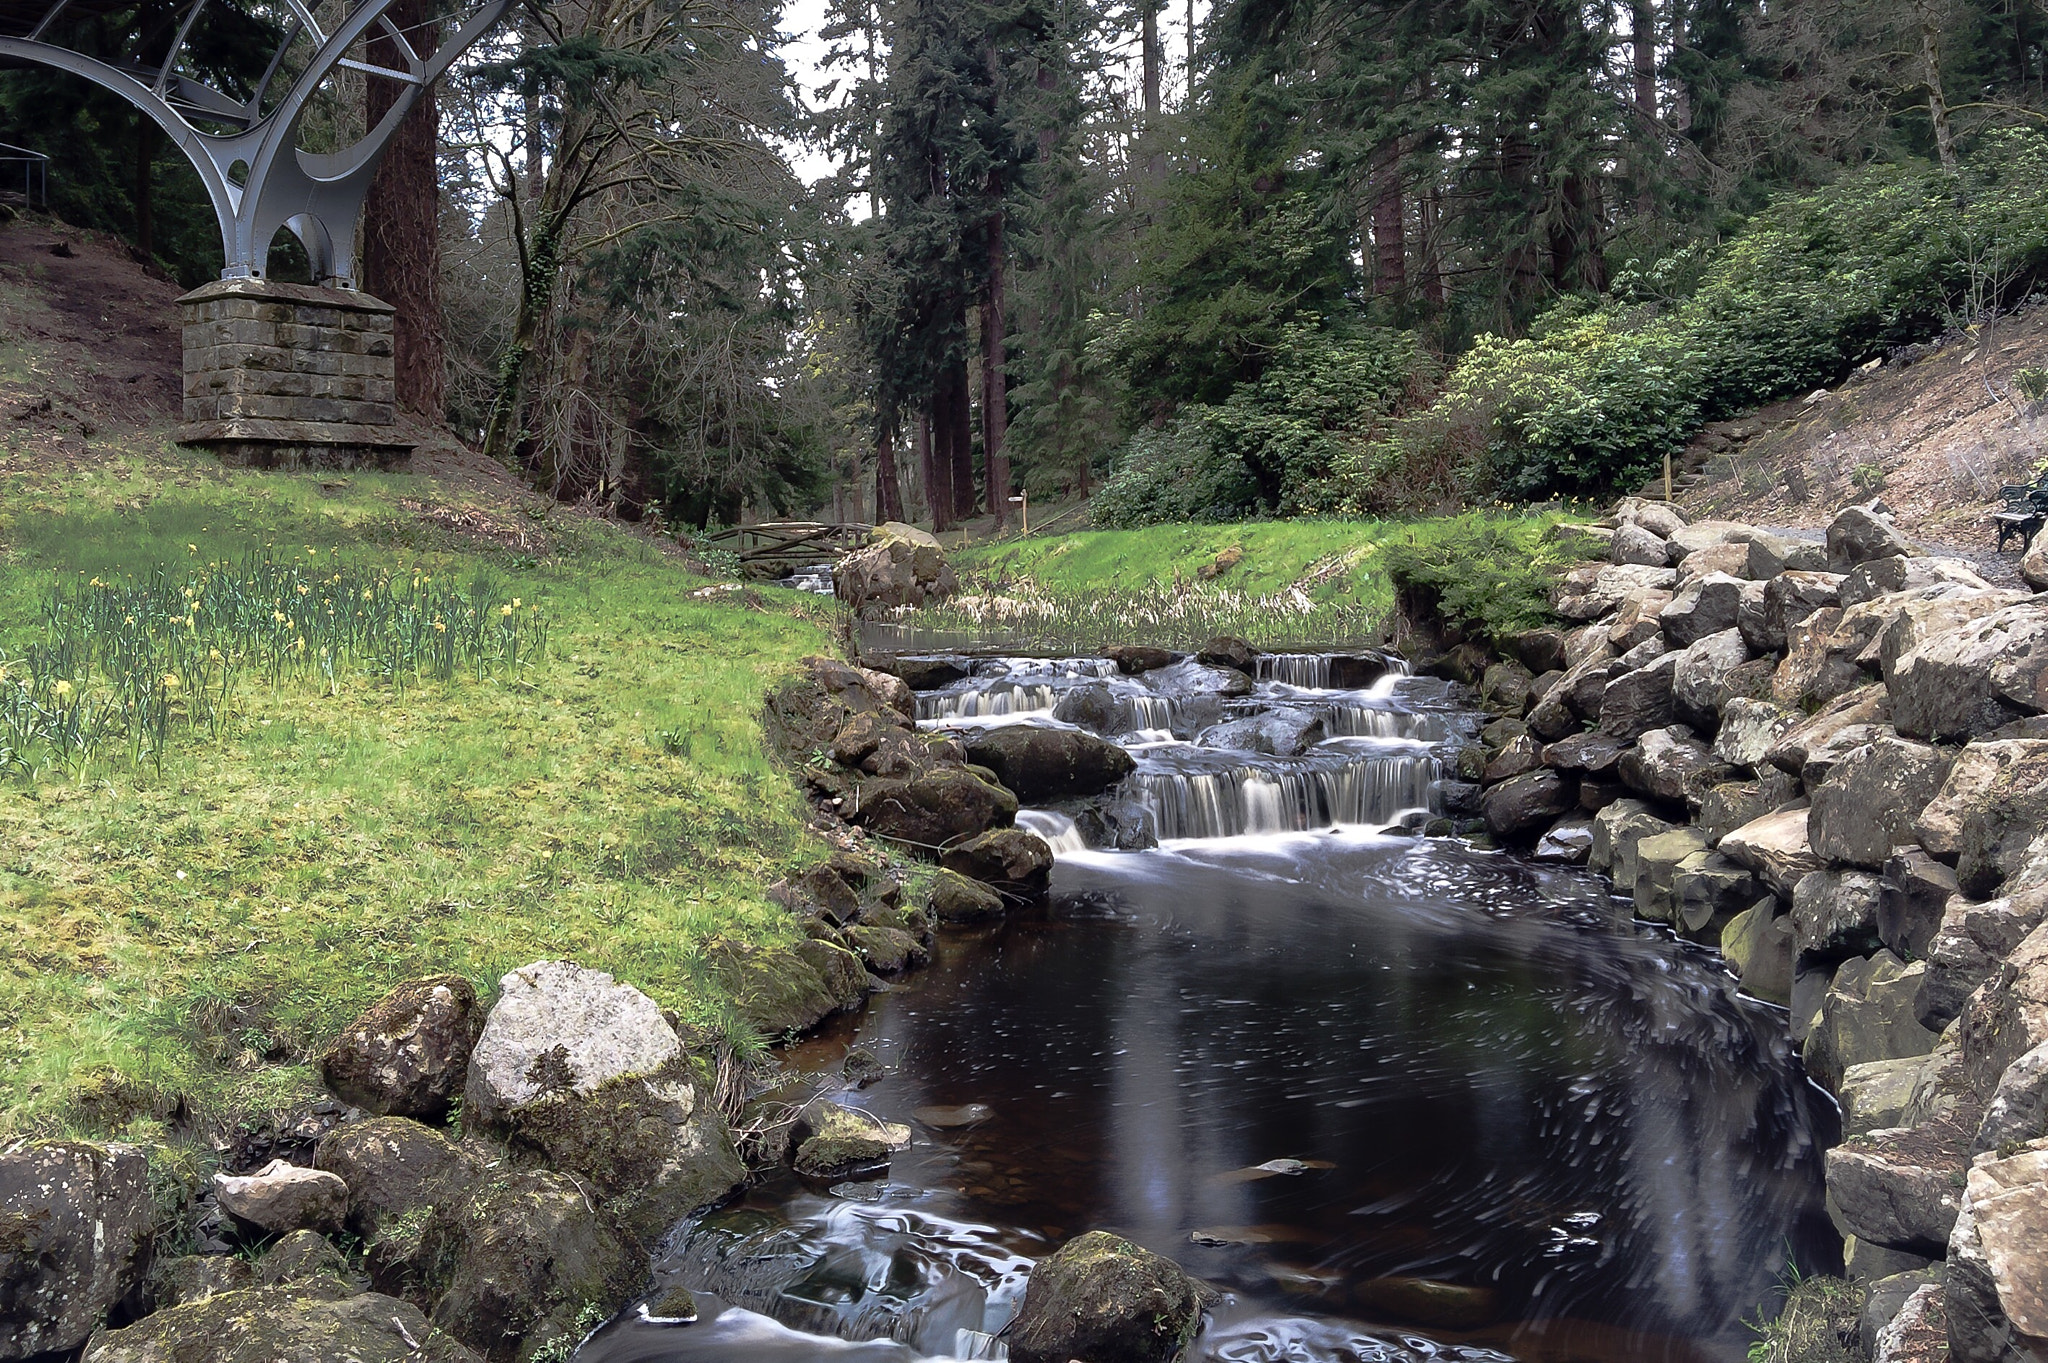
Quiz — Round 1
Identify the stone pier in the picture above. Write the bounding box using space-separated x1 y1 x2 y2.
178 278 413 470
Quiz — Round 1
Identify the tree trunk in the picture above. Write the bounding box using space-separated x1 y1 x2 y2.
1369 137 1405 297
982 208 1011 528
480 209 564 468
1919 3 1958 173
949 357 977 522
1141 0 1165 188
363 0 447 416
1632 0 1658 212
924 402 954 532
875 418 903 522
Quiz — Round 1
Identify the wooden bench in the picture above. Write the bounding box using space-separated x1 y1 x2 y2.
1995 483 2048 552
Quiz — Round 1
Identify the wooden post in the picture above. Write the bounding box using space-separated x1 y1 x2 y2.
1663 454 1673 502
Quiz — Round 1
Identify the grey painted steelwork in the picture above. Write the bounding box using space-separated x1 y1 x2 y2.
0 0 509 285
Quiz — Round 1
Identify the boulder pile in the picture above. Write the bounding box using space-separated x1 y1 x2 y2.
1458 495 2048 1363
833 521 958 614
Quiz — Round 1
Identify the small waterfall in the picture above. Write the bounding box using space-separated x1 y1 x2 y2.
1256 653 1331 688
918 683 1058 721
1017 809 1088 855
1126 752 1439 840
1325 704 1446 742
1125 694 1176 730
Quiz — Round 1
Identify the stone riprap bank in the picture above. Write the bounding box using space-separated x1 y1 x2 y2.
1456 498 2048 1363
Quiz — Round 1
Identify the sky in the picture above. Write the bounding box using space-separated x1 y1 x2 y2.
774 0 1210 190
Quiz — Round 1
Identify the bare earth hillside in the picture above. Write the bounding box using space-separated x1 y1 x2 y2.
1679 306 2048 574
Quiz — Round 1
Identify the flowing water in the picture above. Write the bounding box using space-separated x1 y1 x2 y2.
578 653 1837 1363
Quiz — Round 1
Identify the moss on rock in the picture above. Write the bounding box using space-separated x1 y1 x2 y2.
1008 1230 1208 1363
80 1280 484 1363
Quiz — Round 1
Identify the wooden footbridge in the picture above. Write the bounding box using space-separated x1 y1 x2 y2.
695 522 871 577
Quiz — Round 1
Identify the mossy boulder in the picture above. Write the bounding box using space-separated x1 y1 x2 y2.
1 1140 160 1359
791 1103 912 1181
711 937 872 1037
925 869 1005 924
847 766 1019 848
941 828 1055 903
318 975 481 1123
80 1279 484 1363
463 961 745 1242
419 1170 640 1363
1009 1231 1207 1363
314 1117 482 1298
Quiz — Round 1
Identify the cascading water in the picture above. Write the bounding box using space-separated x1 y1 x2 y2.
577 648 1834 1363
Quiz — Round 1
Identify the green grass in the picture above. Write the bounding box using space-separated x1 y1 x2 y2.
0 441 842 1136
933 511 1585 651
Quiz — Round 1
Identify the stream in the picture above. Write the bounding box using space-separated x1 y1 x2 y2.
577 652 1839 1363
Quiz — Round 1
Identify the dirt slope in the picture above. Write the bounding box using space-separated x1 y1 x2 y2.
1679 307 2048 570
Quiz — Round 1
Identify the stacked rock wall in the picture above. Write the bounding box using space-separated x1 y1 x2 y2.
1454 498 2048 1363
178 278 411 470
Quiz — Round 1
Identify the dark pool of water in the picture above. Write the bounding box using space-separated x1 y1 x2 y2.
579 829 1838 1363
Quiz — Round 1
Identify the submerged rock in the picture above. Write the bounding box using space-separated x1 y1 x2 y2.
924 868 1007 923
791 1102 912 1180
1009 1231 1208 1363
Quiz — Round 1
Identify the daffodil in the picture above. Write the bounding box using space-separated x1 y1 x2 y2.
187 544 198 554
297 584 310 596
162 673 180 690
501 604 514 617
53 679 72 697
433 620 447 633
512 598 521 608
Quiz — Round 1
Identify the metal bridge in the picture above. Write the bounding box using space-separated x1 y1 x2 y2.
0 0 509 286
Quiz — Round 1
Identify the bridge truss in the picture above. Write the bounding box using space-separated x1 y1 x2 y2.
0 0 509 286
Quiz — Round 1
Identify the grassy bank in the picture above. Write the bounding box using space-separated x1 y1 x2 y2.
929 512 1583 651
0 443 839 1136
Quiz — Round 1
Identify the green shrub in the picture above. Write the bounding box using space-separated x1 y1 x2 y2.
1376 515 1578 644
1092 324 1433 527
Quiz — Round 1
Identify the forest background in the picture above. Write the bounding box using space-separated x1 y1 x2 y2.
7 0 2048 530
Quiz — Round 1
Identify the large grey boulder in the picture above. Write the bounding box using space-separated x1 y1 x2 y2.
1750 571 1846 653
1698 772 1801 845
1828 503 1916 569
1610 521 1670 566
1805 950 1941 1091
318 975 479 1123
1721 806 1823 899
1879 849 1961 961
1589 799 1676 890
1880 591 2032 683
1810 734 1956 869
1668 519 1761 561
0 1142 158 1360
1715 698 1799 769
834 523 959 613
1606 591 1674 651
1672 629 1752 732
1721 901 1794 1005
1915 742 2048 862
80 1281 485 1363
213 1160 348 1236
1976 1041 2048 1155
1747 532 1831 579
1553 563 1677 620
1892 602 2048 742
1959 919 2048 1100
1768 684 1891 775
1793 869 1887 965
1618 499 1688 537
1543 730 1630 776
463 960 744 1241
1841 1057 1928 1137
1142 658 1255 700
962 726 1137 802
1660 572 1749 649
1482 770 1576 842
1008 1231 1207 1363
1828 1127 1966 1255
1618 726 1734 809
1632 828 1709 923
1945 1143 2048 1363
1598 652 1681 739
1841 555 1993 607
1917 887 2048 1032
